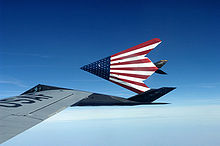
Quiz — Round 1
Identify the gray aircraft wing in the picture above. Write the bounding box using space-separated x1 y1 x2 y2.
0 84 92 144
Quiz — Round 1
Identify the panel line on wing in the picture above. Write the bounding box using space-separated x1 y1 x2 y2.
29 93 74 115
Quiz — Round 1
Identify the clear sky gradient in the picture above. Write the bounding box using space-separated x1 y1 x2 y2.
1 0 220 145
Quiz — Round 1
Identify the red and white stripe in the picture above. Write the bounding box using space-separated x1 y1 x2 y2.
109 38 161 94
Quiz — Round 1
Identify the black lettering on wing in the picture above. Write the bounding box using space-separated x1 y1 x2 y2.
0 102 22 108
13 99 36 104
20 94 53 101
0 94 53 108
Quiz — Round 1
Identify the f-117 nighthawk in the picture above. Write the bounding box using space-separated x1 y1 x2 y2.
0 38 175 144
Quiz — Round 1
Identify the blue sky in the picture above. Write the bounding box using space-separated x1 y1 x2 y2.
1 0 220 145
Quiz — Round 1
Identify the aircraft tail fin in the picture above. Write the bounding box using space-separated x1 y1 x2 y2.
127 87 176 103
81 38 162 94
154 60 168 75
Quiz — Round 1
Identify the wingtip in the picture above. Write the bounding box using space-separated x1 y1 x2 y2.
153 38 162 42
162 87 176 92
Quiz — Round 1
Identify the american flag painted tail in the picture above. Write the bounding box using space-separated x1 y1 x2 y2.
81 38 162 94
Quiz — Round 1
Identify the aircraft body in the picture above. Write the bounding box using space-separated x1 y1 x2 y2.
0 38 175 144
